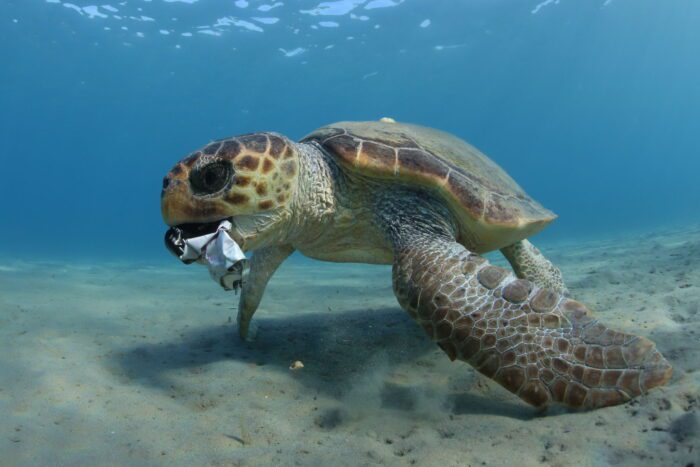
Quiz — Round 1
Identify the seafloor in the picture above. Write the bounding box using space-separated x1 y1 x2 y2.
1 226 698 466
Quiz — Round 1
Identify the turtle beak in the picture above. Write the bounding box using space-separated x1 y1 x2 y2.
164 226 187 260
164 221 218 263
163 217 250 261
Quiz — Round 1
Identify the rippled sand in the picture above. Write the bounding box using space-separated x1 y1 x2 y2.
1 226 698 466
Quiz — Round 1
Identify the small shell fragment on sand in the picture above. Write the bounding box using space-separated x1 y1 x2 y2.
289 360 304 370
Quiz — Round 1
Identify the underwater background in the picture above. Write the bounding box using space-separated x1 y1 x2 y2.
2 0 699 260
1 1 700 466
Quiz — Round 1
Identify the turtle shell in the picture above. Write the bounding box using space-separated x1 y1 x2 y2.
301 120 556 252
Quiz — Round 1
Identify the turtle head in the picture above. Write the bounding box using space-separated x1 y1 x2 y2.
161 132 299 251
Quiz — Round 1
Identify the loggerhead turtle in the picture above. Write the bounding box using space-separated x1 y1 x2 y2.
161 119 672 409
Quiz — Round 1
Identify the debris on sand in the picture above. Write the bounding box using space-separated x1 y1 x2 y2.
289 360 304 370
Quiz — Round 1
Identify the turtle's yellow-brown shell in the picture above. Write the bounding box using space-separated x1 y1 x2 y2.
302 120 556 252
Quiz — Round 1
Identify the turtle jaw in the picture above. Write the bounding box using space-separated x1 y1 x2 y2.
225 211 292 252
164 216 250 253
164 211 289 256
164 217 232 260
169 219 226 238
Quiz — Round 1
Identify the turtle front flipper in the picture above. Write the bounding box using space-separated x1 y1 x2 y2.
378 197 672 409
237 244 294 341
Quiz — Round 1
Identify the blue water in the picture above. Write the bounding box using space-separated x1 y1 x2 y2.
1 0 699 260
2 3 700 465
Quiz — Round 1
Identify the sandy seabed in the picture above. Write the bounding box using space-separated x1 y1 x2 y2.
1 226 698 467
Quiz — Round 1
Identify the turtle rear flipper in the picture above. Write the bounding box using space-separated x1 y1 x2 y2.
501 239 570 296
378 193 672 409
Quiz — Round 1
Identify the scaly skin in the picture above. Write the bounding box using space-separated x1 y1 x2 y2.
375 190 672 409
161 124 674 409
501 240 570 296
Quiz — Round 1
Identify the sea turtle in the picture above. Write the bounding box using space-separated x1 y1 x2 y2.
161 119 672 409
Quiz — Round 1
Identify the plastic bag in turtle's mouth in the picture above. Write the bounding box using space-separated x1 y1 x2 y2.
164 219 248 291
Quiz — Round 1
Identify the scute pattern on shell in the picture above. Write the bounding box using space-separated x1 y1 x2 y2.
302 121 556 231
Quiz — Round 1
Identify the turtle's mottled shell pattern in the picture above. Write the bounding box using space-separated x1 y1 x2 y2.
302 121 556 251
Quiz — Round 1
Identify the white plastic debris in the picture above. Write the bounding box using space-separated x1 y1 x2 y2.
170 220 248 291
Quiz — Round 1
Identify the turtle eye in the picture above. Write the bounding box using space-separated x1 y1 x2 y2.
190 160 233 195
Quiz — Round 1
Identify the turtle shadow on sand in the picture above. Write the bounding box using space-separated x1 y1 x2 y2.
109 306 538 420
